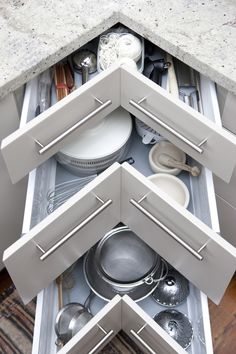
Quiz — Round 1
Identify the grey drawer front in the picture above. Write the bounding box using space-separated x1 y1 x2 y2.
121 67 236 183
3 164 121 303
1 67 120 183
121 163 236 304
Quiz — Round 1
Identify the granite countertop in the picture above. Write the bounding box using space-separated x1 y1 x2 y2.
0 0 236 98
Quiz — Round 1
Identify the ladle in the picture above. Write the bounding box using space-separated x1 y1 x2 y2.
72 49 97 84
159 153 201 177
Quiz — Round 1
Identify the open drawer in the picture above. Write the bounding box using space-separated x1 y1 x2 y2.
1 54 236 183
15 158 213 353
1 28 236 353
31 259 212 354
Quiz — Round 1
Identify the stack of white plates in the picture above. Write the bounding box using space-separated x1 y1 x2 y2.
56 108 132 175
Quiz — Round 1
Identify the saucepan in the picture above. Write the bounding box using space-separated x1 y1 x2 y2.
83 226 168 301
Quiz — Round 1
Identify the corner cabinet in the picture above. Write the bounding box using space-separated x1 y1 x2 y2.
1 33 236 354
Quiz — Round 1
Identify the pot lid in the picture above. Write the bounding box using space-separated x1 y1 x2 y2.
59 107 132 160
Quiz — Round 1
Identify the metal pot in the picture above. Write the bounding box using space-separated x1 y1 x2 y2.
83 226 167 301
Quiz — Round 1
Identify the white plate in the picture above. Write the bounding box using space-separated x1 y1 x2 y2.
59 108 132 160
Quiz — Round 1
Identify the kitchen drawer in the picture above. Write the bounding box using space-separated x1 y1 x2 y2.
3 162 121 303
3 42 236 305
2 60 236 184
6 147 234 305
121 163 236 304
215 194 236 248
1 66 120 183
121 67 236 183
1 31 235 353
31 255 211 354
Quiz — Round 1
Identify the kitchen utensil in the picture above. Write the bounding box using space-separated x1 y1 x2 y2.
56 107 132 176
174 58 198 108
56 275 64 310
148 141 186 175
55 303 86 344
54 63 69 101
143 57 170 86
147 173 190 208
38 69 52 113
135 118 166 145
97 31 143 72
94 227 160 284
72 49 97 84
152 268 189 306
46 175 97 214
166 54 179 98
135 57 176 145
64 61 75 91
68 310 93 338
154 309 193 349
159 153 201 177
84 226 168 302
55 275 64 348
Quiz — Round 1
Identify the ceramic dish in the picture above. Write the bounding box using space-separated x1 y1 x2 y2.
149 141 186 175
147 173 190 208
56 107 132 175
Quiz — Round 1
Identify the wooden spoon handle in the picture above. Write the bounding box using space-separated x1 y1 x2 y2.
166 54 179 98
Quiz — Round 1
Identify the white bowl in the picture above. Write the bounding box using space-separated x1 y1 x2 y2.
149 141 186 175
147 173 190 208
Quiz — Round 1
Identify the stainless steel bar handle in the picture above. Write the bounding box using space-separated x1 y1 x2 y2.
130 328 156 354
130 198 204 261
35 98 112 155
88 324 114 354
129 99 205 154
36 196 112 261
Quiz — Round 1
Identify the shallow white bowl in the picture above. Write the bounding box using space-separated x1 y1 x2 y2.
149 141 186 175
147 173 190 209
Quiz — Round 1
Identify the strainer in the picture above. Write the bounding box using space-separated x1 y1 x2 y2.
55 303 85 344
152 268 189 307
83 227 168 301
94 226 159 284
154 309 193 349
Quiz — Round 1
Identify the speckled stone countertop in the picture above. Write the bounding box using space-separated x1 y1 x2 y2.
0 0 236 98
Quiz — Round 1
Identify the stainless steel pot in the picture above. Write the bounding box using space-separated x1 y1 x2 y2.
84 226 167 301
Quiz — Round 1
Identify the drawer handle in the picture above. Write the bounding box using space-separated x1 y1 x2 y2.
88 324 114 354
35 195 112 261
35 97 112 155
130 197 208 261
130 324 156 354
129 99 207 154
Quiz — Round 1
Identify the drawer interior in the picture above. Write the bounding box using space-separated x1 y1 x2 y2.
18 26 221 354
23 36 218 233
34 252 209 354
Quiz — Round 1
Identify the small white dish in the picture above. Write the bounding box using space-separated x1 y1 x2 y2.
149 141 186 175
147 173 190 208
